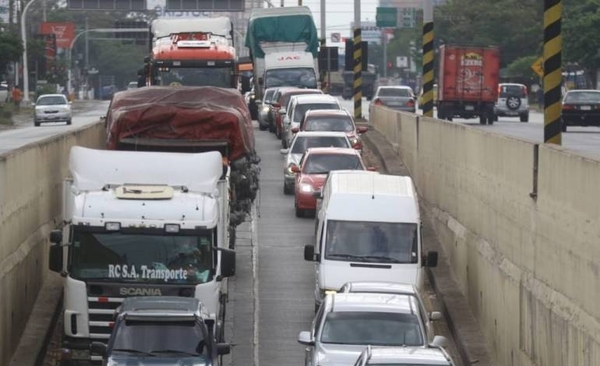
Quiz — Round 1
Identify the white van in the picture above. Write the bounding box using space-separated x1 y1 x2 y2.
304 171 438 310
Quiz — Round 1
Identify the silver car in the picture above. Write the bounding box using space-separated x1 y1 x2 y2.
33 94 72 126
280 131 351 195
282 94 342 149
298 293 447 366
369 86 416 114
258 87 277 131
493 83 529 122
338 281 442 344
354 345 456 366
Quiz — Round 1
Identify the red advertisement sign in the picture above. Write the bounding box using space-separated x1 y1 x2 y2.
40 22 76 49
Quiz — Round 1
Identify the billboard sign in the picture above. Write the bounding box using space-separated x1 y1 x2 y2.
67 0 146 11
40 22 76 49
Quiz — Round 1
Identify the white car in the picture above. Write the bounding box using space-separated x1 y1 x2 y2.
33 94 72 126
297 293 447 366
127 81 138 90
282 94 341 149
280 131 351 195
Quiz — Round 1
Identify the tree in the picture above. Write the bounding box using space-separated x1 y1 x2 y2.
89 40 146 88
0 30 23 79
563 0 600 85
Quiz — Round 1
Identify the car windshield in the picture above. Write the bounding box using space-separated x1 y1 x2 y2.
564 91 600 103
294 103 340 122
265 68 317 88
112 320 209 358
304 116 354 132
320 312 424 346
37 96 67 105
69 228 215 284
264 89 276 104
325 221 418 263
303 154 363 174
378 88 412 97
157 67 232 88
291 136 350 154
499 85 525 98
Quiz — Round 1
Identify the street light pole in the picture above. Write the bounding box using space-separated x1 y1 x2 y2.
21 0 37 104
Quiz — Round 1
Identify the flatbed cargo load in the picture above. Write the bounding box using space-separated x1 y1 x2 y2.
105 86 260 232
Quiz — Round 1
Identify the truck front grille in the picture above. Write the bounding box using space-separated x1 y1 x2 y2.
87 296 123 340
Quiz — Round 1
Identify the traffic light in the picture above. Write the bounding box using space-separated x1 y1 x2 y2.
387 62 393 69
115 20 149 46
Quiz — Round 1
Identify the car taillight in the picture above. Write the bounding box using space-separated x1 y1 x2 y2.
374 99 384 106
406 99 415 107
353 141 363 150
562 104 574 110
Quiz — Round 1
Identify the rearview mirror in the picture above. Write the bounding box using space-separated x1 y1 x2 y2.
291 127 299 133
304 244 316 261
280 148 289 155
217 343 231 355
90 342 107 358
218 248 236 278
49 244 63 273
298 331 314 346
291 165 300 173
430 311 443 321
425 251 438 267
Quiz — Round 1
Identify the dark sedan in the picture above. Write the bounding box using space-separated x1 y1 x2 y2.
561 90 600 132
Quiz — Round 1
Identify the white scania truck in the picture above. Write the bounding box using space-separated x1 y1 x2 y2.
48 146 236 365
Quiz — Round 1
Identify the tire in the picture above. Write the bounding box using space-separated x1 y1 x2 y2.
520 113 529 122
34 120 40 127
487 115 494 125
283 183 292 195
66 118 72 125
479 114 486 125
295 206 304 218
269 122 276 133
506 96 521 110
258 123 267 131
493 114 498 122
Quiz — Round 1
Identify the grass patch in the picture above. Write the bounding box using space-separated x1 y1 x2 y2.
0 104 14 125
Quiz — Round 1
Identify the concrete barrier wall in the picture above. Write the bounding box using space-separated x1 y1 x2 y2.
0 123 105 365
371 106 600 366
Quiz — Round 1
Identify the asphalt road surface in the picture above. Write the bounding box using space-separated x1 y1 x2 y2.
0 100 110 155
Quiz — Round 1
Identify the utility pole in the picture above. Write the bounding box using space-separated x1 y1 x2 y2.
298 0 302 6
42 0 46 21
353 0 362 119
543 0 562 145
382 32 387 78
85 17 89 70
421 0 434 117
21 0 37 104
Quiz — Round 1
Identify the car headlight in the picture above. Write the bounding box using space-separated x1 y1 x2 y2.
350 137 359 146
262 106 270 112
300 183 313 193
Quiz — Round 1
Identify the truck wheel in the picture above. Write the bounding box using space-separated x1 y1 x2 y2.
479 114 486 125
487 116 494 125
34 120 40 127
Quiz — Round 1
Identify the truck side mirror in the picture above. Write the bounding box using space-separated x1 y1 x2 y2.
217 343 231 355
424 251 438 267
219 248 236 278
312 190 322 199
90 342 107 358
278 109 286 115
49 245 63 273
304 244 315 261
50 230 63 244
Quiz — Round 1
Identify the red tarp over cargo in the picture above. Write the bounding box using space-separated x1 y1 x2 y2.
105 86 255 160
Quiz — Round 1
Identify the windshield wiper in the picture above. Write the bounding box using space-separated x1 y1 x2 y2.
327 253 366 261
150 349 201 357
361 255 403 263
111 348 155 357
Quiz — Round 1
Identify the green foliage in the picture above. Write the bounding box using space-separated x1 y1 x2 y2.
563 0 600 72
90 41 146 86
0 104 13 125
0 30 23 78
506 55 539 78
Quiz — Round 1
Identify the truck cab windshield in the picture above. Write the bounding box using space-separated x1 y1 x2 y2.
69 229 215 284
265 68 317 89
324 221 418 263
157 67 232 88
111 320 208 359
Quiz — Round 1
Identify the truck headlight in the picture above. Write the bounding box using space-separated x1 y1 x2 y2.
300 183 313 193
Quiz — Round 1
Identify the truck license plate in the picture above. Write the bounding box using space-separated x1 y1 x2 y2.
465 105 474 111
581 106 592 110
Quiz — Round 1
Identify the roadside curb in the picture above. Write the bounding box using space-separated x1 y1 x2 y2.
362 129 494 366
8 273 63 366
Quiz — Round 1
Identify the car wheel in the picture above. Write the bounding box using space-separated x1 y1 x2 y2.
276 125 281 139
283 184 292 195
34 120 40 127
258 122 267 131
520 113 529 122
66 118 72 125
269 122 276 133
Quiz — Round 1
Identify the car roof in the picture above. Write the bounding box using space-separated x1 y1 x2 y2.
565 89 600 94
365 346 453 365
305 109 352 118
37 94 67 98
305 147 361 156
294 131 349 138
281 88 322 96
328 293 417 314
264 87 278 93
499 83 526 87
292 94 338 104
118 296 207 321
340 281 418 296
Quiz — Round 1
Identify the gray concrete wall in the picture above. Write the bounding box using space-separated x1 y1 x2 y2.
0 123 105 365
370 107 600 366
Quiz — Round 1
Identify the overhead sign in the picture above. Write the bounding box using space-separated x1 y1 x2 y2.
531 57 544 78
165 0 244 11
40 22 76 49
376 7 397 28
396 56 409 68
331 33 341 43
67 0 146 10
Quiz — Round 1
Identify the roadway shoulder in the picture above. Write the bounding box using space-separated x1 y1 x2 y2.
362 128 495 366
8 272 63 366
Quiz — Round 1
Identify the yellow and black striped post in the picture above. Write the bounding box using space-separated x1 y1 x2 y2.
320 38 327 92
421 21 434 117
543 0 562 145
353 28 362 120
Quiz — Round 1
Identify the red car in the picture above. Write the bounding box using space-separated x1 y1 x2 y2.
292 147 372 217
292 109 368 153
270 88 324 139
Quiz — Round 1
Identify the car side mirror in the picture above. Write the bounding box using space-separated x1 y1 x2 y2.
304 244 316 261
49 244 63 273
217 343 231 355
424 251 438 267
291 127 299 133
291 165 300 173
297 331 314 346
430 311 443 321
312 190 322 199
430 335 448 348
50 229 63 244
218 248 236 278
280 148 289 155
90 342 107 358
357 126 368 134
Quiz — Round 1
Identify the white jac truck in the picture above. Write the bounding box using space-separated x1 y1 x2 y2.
48 146 236 365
